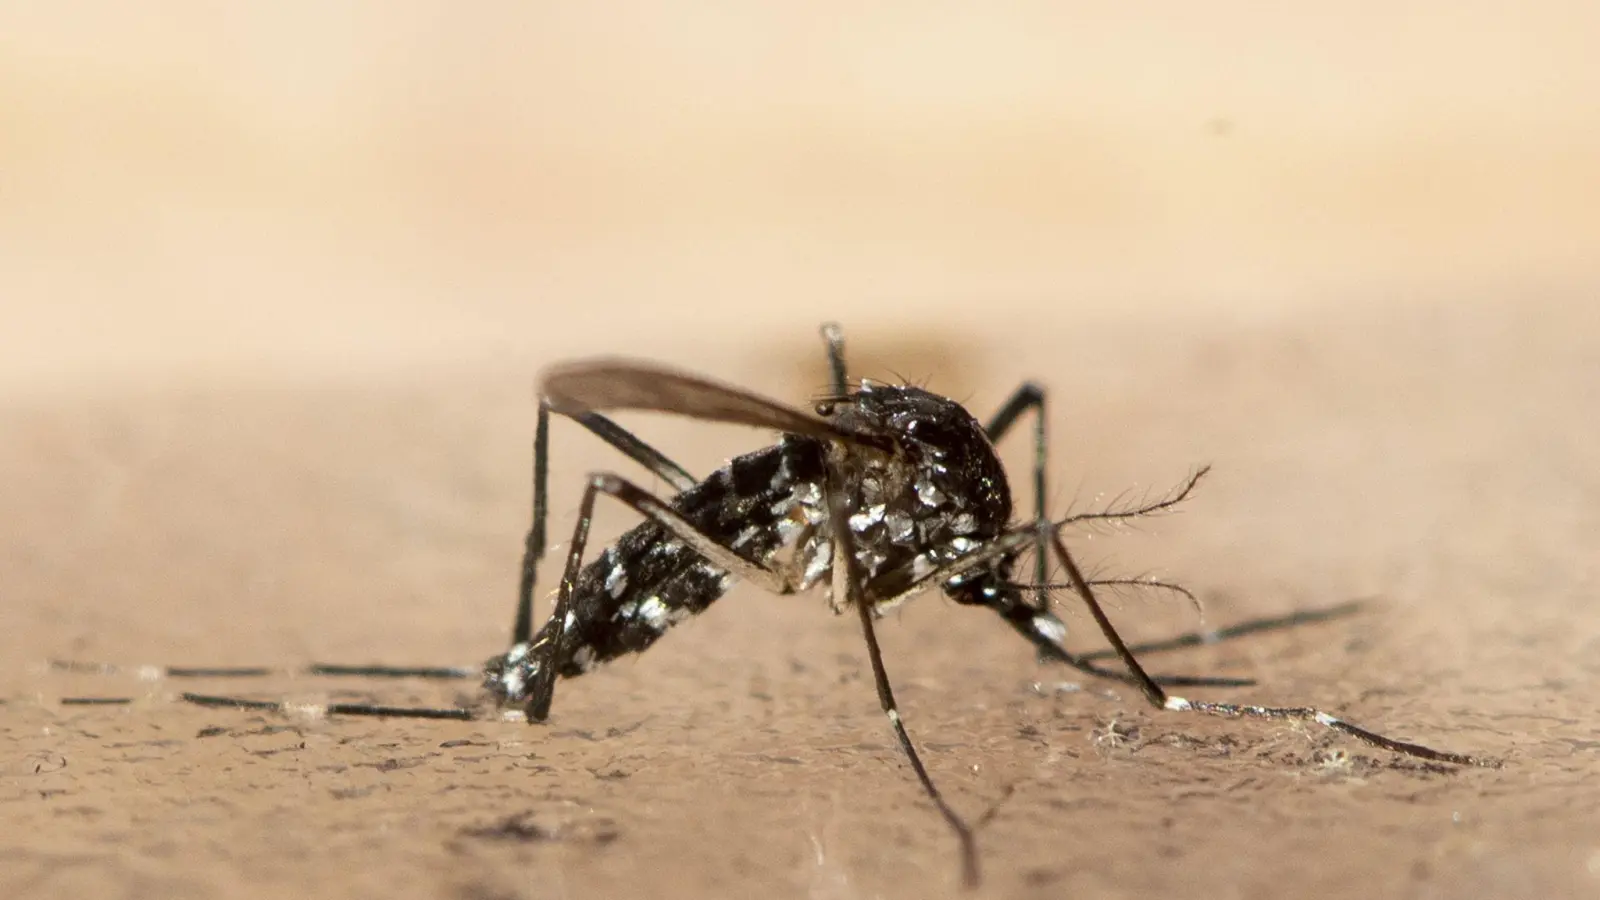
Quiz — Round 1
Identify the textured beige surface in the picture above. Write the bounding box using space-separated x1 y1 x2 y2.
4 6 1600 899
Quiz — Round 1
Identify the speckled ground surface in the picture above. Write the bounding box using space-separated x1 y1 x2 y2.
5 300 1598 899
4 6 1599 897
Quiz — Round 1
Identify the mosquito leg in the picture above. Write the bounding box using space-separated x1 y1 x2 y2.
51 659 479 686
304 664 478 679
569 410 697 493
820 322 849 395
824 326 985 865
520 471 798 722
49 659 481 710
823 458 981 887
821 324 979 879
1046 529 1493 767
984 382 1050 614
55 402 697 691
52 661 279 679
178 692 477 721
983 388 1226 687
513 399 702 644
859 537 1255 689
986 594 1255 689
990 398 1217 671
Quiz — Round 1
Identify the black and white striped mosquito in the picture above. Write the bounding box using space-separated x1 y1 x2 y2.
55 323 1490 887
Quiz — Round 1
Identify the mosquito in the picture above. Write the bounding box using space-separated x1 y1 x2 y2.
53 323 1490 887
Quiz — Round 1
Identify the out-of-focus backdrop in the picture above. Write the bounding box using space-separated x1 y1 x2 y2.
4 6 1598 900
4 3 1597 390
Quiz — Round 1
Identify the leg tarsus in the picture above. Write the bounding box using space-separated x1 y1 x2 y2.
306 664 477 679
1163 696 1497 767
178 691 477 721
180 692 286 712
1048 529 1485 767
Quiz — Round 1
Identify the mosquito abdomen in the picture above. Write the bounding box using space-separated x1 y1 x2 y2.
546 436 828 675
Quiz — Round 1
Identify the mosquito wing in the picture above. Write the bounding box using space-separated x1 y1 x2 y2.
542 359 891 450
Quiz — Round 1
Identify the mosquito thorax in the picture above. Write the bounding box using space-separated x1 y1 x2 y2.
822 381 1013 591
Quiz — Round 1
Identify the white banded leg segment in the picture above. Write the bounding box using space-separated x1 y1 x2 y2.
1047 528 1488 766
1161 695 1493 767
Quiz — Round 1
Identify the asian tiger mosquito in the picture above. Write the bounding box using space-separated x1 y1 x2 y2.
55 323 1491 887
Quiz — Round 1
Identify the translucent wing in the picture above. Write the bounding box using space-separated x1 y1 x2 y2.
542 359 891 450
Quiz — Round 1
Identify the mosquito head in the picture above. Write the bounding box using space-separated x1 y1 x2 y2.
482 641 540 706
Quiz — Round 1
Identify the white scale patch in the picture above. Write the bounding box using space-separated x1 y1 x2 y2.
636 596 672 631
571 645 596 671
648 539 686 559
849 503 885 533
802 538 832 585
732 524 761 549
949 512 977 535
915 478 946 507
884 511 914 543
1032 613 1068 645
500 667 526 697
604 565 628 598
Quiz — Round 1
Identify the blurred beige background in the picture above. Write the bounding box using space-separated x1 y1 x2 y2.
4 6 1599 900
3 3 1597 391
